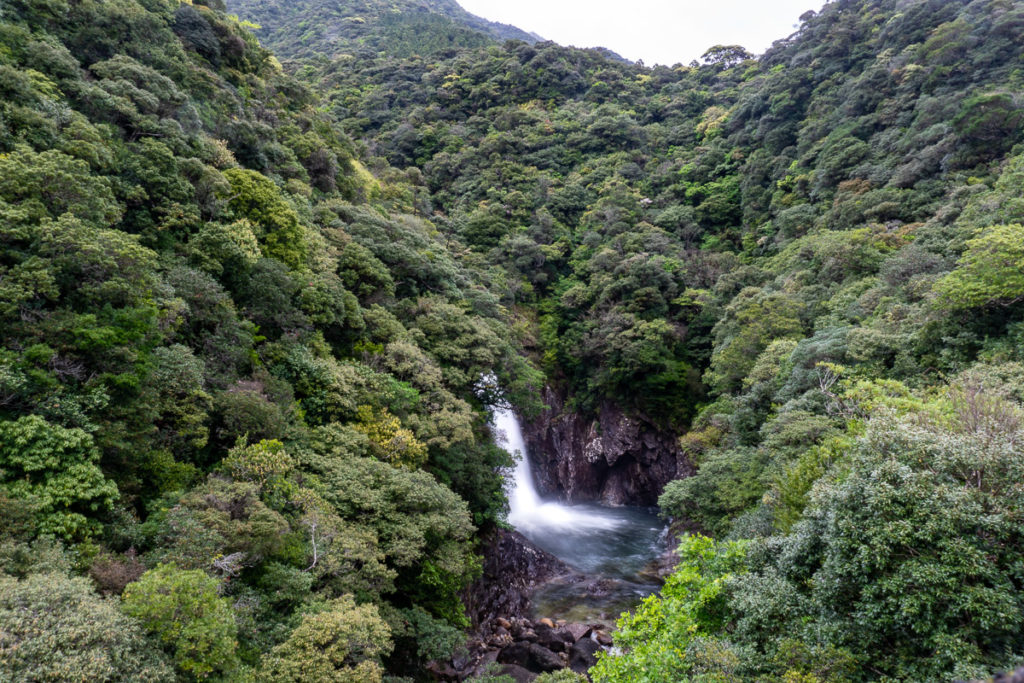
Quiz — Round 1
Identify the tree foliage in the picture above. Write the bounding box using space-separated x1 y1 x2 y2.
260 595 392 683
4 0 1024 678
0 571 174 682
0 415 117 538
936 223 1024 309
121 564 239 680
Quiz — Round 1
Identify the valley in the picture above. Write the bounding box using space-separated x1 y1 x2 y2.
2 0 1024 680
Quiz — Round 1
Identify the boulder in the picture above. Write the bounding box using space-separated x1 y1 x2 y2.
488 629 513 648
469 648 500 677
498 642 533 670
569 637 602 674
528 643 565 673
535 624 575 653
499 664 537 682
564 622 591 642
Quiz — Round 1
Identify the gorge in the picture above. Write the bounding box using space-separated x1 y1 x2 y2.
493 405 668 622
3 0 1024 680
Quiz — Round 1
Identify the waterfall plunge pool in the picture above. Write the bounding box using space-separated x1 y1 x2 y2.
492 406 669 622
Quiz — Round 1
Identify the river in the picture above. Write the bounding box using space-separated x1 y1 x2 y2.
492 406 668 622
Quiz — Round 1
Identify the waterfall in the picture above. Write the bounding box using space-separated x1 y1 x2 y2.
491 404 669 621
492 405 622 534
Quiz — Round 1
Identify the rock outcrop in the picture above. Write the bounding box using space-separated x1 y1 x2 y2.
463 527 573 627
522 386 692 505
449 529 617 681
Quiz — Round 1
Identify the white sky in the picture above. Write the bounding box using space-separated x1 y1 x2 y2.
457 0 823 66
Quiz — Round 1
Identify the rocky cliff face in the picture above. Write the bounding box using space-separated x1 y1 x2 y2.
521 387 692 506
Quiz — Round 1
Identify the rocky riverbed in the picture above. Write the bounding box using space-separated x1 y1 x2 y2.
448 404 687 680
443 526 680 681
451 615 614 681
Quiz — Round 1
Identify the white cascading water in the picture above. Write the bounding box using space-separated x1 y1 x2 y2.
492 405 622 534
491 403 668 621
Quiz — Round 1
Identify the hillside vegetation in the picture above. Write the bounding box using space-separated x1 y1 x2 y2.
227 0 539 61
2 0 1024 680
0 0 541 679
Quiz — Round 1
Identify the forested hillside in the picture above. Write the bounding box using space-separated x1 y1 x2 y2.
256 0 1024 678
3 0 1024 680
0 0 542 679
228 0 540 61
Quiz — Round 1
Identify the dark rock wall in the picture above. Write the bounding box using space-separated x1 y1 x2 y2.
463 527 572 627
521 386 693 506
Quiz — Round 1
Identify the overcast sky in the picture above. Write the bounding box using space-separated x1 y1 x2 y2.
457 0 822 66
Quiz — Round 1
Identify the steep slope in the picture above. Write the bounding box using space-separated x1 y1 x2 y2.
0 0 541 679
226 0 541 60
4 0 1024 680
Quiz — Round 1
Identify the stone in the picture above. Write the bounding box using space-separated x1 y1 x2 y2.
488 631 513 648
425 661 458 680
554 628 577 644
534 624 574 653
569 637 602 674
463 528 571 627
470 648 500 677
499 664 537 682
538 617 555 628
586 578 617 596
520 629 538 643
564 623 591 642
521 386 693 506
594 630 614 646
528 643 565 673
498 642 533 670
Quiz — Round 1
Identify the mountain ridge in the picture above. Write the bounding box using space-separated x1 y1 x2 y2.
227 0 543 60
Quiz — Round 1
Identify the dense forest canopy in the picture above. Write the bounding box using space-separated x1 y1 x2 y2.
227 0 540 60
2 0 1024 680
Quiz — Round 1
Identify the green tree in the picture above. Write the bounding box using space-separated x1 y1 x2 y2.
591 535 749 683
726 381 1024 681
352 405 428 470
260 594 392 683
0 146 121 225
0 415 118 539
0 571 174 682
935 224 1024 309
121 564 239 680
143 477 290 572
705 289 806 395
222 168 308 270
